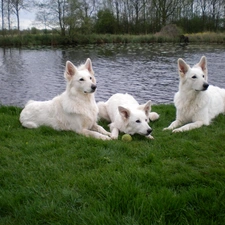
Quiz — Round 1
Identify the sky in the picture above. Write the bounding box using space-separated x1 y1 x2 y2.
19 9 36 30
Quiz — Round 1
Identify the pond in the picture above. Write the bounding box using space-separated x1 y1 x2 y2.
1 43 225 107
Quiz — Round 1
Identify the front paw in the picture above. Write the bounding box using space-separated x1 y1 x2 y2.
163 127 172 131
172 128 183 133
146 135 154 139
111 134 118 140
100 135 112 140
106 131 112 137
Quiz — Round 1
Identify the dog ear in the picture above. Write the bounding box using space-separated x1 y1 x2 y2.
84 58 94 75
197 56 208 81
65 61 77 81
118 106 130 120
139 101 152 116
178 58 189 77
144 101 152 116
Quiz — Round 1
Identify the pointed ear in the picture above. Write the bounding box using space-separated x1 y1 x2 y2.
118 106 130 120
84 58 94 75
139 101 152 116
144 101 151 116
178 58 189 77
197 56 208 81
64 61 77 81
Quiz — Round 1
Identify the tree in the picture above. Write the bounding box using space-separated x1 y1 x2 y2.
152 0 180 27
1 0 4 30
95 9 116 33
35 0 70 35
11 0 29 30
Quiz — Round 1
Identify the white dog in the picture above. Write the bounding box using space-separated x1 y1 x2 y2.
164 56 225 132
20 58 111 140
97 93 159 139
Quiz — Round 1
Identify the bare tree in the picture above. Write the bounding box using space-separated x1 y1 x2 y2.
34 0 69 35
10 0 29 30
7 0 12 30
1 0 4 30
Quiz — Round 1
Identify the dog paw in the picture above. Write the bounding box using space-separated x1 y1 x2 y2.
100 135 112 140
111 135 118 140
172 128 182 133
146 135 154 139
163 127 172 131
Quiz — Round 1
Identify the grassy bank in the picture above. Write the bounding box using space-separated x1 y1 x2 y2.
0 105 225 224
1 32 225 47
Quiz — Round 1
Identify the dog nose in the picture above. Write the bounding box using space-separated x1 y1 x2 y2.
147 129 152 135
91 84 97 91
203 82 209 90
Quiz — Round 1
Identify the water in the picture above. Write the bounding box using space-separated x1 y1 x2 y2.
1 43 225 107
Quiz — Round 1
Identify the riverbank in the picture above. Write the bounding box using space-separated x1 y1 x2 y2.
0 32 225 47
1 105 225 224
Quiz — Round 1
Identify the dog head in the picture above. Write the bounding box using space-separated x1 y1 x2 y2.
118 101 152 136
64 58 97 95
178 56 209 91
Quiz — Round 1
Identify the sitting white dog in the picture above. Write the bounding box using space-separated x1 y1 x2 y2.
97 93 159 139
20 58 111 140
164 56 225 132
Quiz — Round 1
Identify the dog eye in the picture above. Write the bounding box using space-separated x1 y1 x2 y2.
90 77 92 80
136 120 141 123
202 75 205 78
79 78 84 81
192 75 197 79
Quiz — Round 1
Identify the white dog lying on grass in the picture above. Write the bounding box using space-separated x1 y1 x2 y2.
20 58 111 140
164 56 225 132
97 93 159 139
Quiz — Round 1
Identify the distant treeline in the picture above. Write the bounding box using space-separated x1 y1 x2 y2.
1 0 225 37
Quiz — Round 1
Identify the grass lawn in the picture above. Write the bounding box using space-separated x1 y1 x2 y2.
0 105 225 225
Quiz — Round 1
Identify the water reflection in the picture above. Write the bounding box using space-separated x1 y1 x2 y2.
0 43 225 107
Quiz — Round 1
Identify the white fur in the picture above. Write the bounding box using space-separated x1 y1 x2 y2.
20 58 111 140
97 93 159 139
164 56 225 132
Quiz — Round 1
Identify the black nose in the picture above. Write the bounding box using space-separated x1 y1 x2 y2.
203 83 209 90
147 129 152 135
91 84 97 91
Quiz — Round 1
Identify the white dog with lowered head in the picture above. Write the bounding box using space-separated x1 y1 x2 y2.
20 58 111 140
97 93 159 139
164 56 225 132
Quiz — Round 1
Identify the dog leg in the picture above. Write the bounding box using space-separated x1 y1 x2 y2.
80 129 111 140
163 120 183 131
172 121 204 132
91 123 111 137
110 127 119 139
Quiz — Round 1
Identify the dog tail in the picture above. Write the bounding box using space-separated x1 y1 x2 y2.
97 101 111 122
149 112 160 121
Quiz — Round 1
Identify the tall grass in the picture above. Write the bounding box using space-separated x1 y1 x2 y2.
0 33 177 47
0 105 225 224
4 32 225 47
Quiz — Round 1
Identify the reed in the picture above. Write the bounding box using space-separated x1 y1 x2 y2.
1 32 225 47
188 32 225 43
0 33 180 47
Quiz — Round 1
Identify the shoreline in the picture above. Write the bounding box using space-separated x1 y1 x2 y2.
0 32 225 47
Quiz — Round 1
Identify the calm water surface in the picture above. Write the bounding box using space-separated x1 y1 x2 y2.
1 43 225 107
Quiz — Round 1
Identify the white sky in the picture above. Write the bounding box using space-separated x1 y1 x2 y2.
19 9 36 29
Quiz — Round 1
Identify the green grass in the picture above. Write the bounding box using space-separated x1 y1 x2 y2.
0 105 225 224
